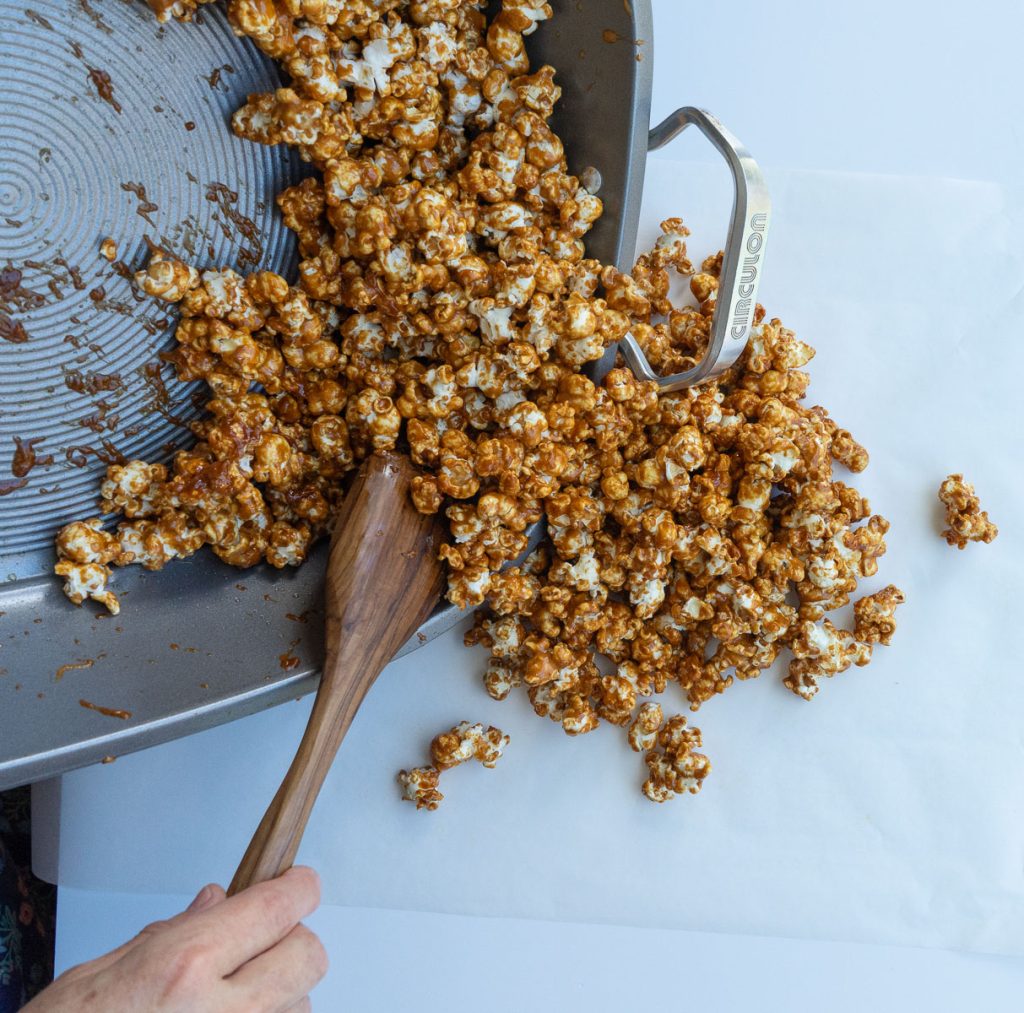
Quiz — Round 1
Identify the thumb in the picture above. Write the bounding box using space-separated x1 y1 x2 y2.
186 883 227 915
52 883 229 984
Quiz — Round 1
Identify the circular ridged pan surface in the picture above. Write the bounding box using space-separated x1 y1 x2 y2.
0 0 302 575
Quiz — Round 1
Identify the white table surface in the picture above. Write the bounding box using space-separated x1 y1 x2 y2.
50 0 1024 1008
54 889 1024 1013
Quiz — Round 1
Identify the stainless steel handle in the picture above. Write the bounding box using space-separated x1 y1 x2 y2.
619 106 771 391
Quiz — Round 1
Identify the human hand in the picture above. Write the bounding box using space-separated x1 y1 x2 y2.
24 865 327 1013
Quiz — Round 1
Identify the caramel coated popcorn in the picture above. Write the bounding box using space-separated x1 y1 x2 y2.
133 250 200 303
642 714 711 804
853 585 905 646
396 766 444 811
939 474 998 549
431 720 509 769
399 721 509 810
58 1 905 805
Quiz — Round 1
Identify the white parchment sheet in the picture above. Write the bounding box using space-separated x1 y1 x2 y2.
43 161 1024 955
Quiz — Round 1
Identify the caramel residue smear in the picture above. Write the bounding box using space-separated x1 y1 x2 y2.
0 267 38 344
11 436 53 477
184 120 196 131
64 440 127 468
101 755 117 764
285 612 309 624
56 257 85 291
205 64 235 89
63 368 122 395
1 264 46 311
79 0 113 36
56 659 94 681
139 360 190 428
87 68 122 114
79 699 132 720
279 653 300 671
204 182 262 269
602 28 622 43
120 182 159 226
0 315 30 344
25 9 54 30
76 401 120 434
0 478 29 497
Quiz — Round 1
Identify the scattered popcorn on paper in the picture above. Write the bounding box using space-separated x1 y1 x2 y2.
55 0 908 804
398 721 510 810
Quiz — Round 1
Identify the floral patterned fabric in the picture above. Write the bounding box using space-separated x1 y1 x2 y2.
0 788 55 1011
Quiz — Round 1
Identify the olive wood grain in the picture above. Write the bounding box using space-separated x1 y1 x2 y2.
229 453 445 894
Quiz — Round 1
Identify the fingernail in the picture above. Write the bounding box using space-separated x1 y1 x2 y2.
187 884 216 913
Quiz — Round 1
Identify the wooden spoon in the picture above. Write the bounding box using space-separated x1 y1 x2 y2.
229 452 445 894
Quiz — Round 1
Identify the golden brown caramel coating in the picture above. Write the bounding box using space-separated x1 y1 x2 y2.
65 0 902 805
939 474 998 549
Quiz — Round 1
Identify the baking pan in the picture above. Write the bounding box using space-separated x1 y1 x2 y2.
0 0 656 788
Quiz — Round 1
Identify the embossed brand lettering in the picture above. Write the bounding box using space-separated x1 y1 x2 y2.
730 213 767 339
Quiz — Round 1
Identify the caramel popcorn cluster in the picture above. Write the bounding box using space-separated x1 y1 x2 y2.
59 0 612 616
640 715 710 804
464 293 905 784
938 474 998 549
53 0 905 803
398 721 509 810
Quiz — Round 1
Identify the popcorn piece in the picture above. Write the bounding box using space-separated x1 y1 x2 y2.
146 0 216 22
55 518 120 565
853 585 905 646
399 721 510 811
134 250 200 303
431 721 510 770
784 618 872 701
642 715 711 803
100 461 168 518
99 237 118 262
939 474 998 548
54 560 121 616
397 766 444 811
628 702 663 753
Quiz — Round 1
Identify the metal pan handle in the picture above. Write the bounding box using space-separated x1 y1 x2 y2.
619 107 771 391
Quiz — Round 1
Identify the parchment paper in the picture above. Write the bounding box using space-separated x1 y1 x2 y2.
40 160 1024 955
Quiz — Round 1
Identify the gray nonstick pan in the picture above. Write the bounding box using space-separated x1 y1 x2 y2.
0 0 767 787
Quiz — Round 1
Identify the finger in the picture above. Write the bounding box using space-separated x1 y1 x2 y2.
59 884 228 980
108 884 228 960
191 866 322 974
226 923 328 1013
186 883 228 914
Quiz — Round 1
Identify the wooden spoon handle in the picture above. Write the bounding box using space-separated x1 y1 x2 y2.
229 454 444 895
228 641 396 893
